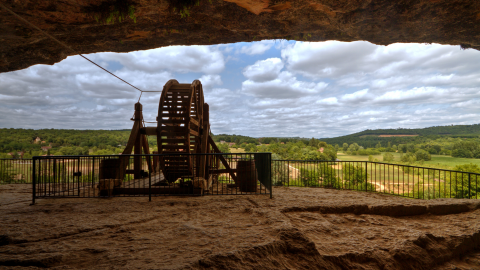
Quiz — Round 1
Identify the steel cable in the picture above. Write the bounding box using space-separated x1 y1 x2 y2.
0 2 162 102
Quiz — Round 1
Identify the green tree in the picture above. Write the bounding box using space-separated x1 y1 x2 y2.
299 168 319 187
343 164 367 186
342 143 348 152
407 144 416 153
450 164 480 199
383 152 394 162
318 141 328 148
308 137 318 148
401 152 416 163
271 153 288 186
318 163 340 188
244 143 257 152
348 143 360 152
216 143 230 153
415 149 431 161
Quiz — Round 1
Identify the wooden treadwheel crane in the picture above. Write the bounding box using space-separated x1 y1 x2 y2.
119 79 236 190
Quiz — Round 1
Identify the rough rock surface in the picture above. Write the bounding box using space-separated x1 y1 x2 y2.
1 184 480 269
1 0 480 73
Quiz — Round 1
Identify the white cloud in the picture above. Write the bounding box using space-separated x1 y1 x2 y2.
199 74 223 90
340 89 370 103
316 97 339 106
242 71 328 99
239 40 274 55
98 45 225 74
281 41 377 78
242 58 284 82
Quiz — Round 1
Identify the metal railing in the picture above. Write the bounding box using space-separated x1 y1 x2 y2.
3 156 478 201
32 153 272 202
272 160 480 199
0 159 32 184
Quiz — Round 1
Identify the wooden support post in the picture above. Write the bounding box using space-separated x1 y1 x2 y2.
199 103 209 179
134 103 142 179
141 134 152 174
208 135 237 182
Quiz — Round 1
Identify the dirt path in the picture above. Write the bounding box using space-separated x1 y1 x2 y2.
1 185 480 269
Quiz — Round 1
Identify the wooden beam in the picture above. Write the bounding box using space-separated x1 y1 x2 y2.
113 187 202 195
190 117 200 127
141 133 152 173
140 127 157 136
208 135 236 182
209 169 237 174
169 84 192 90
190 129 200 137
199 103 209 179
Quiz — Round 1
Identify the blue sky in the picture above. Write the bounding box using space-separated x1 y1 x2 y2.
1 40 479 138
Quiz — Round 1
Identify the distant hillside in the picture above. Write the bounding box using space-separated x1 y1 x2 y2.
321 124 480 147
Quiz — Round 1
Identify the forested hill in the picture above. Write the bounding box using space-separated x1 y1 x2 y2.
321 124 480 147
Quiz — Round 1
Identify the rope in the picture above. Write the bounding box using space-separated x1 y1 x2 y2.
0 2 162 101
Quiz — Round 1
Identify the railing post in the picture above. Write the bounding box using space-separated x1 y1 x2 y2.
287 161 290 187
31 157 36 205
149 169 152 202
269 153 272 199
365 162 368 192
468 173 471 199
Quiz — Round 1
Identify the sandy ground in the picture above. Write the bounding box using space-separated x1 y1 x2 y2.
1 184 480 269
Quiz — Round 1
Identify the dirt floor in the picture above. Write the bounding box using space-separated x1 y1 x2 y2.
1 185 480 269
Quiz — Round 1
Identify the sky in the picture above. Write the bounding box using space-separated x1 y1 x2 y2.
1 40 479 138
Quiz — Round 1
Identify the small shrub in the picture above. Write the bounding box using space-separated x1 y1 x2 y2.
383 153 394 162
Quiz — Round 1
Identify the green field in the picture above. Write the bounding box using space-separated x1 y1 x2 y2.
337 152 480 170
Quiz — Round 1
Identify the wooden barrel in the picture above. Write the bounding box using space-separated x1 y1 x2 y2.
99 159 121 180
237 160 257 192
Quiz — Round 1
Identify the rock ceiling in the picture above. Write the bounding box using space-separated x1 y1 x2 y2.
1 0 479 73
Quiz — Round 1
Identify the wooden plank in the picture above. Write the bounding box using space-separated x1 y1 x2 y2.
199 103 209 179
164 166 189 169
162 156 188 159
162 138 187 143
209 135 237 182
190 117 200 127
113 187 202 195
160 108 189 112
169 84 192 90
209 169 237 174
161 145 188 150
158 132 188 137
134 122 142 179
140 127 157 136
160 126 187 131
141 133 153 173
164 96 190 101
190 129 199 137
164 162 189 166
122 120 140 155
160 113 189 118
159 120 188 125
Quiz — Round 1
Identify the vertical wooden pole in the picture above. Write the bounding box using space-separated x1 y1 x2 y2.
134 103 142 179
199 103 209 179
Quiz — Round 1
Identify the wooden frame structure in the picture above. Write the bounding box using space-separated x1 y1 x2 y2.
114 79 236 192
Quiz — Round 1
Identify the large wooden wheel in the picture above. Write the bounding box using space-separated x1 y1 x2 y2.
120 79 236 190
156 79 204 182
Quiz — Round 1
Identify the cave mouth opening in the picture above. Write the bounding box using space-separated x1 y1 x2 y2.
0 39 478 138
